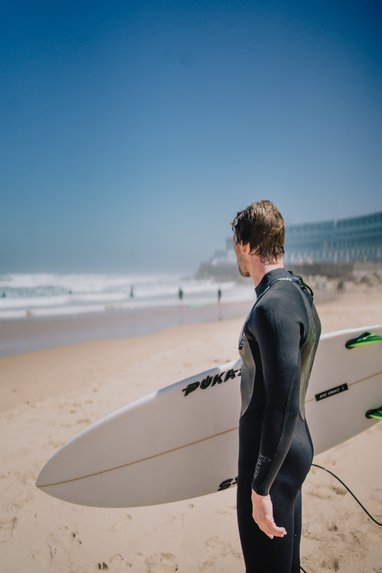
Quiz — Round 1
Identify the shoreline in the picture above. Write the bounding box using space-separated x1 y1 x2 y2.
0 286 340 358
0 299 253 357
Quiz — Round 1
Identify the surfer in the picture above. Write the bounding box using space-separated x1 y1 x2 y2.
231 200 321 573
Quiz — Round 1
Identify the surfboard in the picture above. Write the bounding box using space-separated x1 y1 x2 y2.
36 325 382 507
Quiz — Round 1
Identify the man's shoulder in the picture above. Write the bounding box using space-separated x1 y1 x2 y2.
259 278 303 308
248 281 306 330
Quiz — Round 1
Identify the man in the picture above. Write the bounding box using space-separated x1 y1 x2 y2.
232 200 321 573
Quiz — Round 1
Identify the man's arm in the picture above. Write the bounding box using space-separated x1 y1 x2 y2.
250 296 303 496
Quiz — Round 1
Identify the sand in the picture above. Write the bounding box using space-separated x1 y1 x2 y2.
0 284 381 573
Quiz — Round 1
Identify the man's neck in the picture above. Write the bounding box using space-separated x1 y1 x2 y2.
250 258 284 288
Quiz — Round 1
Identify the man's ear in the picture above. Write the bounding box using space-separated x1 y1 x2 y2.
240 242 251 255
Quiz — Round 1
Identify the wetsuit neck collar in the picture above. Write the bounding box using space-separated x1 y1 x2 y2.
255 268 292 299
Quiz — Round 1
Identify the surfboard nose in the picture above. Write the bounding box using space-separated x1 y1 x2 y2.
36 460 51 489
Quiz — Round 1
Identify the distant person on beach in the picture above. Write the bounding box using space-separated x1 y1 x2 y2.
217 287 222 303
231 200 321 573
178 287 184 301
130 285 134 298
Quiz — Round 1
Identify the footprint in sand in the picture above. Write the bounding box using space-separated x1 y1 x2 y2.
76 418 91 425
198 560 215 571
200 536 242 570
144 552 178 572
0 516 18 543
103 554 133 569
205 536 233 557
32 525 78 569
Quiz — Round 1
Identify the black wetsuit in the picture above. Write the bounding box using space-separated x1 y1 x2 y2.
237 268 321 573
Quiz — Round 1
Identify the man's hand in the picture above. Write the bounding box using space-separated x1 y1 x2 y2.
251 490 287 540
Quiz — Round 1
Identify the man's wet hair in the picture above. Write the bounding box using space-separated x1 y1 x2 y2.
231 200 285 263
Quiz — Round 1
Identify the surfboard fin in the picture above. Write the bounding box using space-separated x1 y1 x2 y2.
365 407 382 421
345 332 382 349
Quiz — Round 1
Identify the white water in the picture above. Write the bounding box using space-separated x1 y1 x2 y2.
0 273 253 319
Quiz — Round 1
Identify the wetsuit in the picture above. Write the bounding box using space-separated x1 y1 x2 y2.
237 268 321 573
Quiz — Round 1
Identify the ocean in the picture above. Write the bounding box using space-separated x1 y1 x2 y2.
0 272 254 320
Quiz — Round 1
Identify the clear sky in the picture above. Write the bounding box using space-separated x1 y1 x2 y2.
1 0 381 273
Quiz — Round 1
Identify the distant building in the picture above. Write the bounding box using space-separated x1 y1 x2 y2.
285 211 382 263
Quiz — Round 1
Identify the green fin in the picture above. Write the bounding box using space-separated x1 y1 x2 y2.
346 332 382 349
365 407 382 421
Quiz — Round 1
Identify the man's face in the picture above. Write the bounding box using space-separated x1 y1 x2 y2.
233 234 250 278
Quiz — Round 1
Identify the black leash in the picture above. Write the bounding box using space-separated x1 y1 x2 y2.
299 462 382 572
311 463 382 527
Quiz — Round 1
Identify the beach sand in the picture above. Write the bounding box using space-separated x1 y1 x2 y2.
1 284 381 572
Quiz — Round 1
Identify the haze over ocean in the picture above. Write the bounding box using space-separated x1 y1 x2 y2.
1 0 381 274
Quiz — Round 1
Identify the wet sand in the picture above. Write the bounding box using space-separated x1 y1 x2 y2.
0 300 252 357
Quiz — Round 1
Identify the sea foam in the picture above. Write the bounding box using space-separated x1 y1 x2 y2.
0 273 253 320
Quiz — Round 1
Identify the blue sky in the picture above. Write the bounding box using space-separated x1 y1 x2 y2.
1 0 381 273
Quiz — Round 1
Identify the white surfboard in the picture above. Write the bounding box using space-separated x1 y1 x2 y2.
36 325 382 507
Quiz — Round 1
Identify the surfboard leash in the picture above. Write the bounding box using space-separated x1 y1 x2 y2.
299 463 382 573
310 463 382 527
